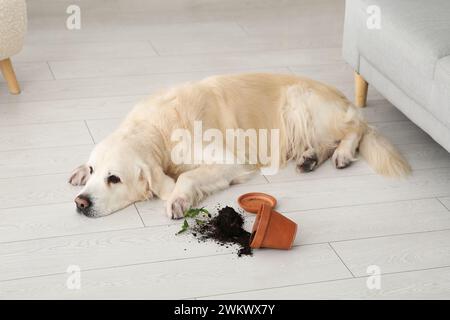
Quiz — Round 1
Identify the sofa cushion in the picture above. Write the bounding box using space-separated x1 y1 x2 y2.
355 0 450 108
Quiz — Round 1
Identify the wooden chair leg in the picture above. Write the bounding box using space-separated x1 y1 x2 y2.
355 72 368 107
0 58 21 94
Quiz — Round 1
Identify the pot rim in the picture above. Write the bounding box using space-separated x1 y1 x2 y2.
237 192 277 213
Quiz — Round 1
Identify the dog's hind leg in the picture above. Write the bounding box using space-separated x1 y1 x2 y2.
332 130 363 169
296 148 318 172
296 146 334 173
283 84 337 173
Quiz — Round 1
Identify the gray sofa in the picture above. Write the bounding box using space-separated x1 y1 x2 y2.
343 0 450 152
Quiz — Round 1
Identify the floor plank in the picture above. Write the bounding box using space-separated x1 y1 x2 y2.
15 41 157 62
47 48 341 79
26 21 246 44
0 122 92 152
331 230 450 276
238 1 344 37
0 223 233 281
203 267 450 299
0 96 143 127
0 203 143 243
0 243 350 299
0 145 91 179
151 33 341 56
0 174 77 209
0 61 54 82
289 198 450 245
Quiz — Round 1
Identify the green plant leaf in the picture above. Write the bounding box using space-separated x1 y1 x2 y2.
184 207 209 218
176 219 189 235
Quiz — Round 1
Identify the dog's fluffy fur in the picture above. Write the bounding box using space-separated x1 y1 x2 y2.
69 73 411 218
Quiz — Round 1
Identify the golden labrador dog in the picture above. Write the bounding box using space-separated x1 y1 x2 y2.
69 73 410 218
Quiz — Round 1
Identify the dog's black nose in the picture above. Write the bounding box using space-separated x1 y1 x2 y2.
75 194 91 210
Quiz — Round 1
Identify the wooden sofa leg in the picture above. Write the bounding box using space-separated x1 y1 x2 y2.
355 72 368 107
0 58 21 94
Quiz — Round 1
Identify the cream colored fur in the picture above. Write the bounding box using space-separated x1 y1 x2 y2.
69 73 411 219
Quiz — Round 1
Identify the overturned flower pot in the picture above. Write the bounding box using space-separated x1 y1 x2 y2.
249 204 297 250
238 192 297 250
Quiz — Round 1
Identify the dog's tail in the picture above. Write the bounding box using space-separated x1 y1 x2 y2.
359 126 411 177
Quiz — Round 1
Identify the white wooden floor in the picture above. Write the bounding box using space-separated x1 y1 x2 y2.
1 0 450 299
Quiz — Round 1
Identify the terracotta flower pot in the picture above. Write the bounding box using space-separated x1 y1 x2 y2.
237 192 298 250
250 204 297 250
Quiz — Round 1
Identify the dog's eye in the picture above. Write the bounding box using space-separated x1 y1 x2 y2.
89 166 93 174
107 175 121 184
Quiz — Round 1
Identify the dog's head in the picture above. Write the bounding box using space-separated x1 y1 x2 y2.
69 137 171 217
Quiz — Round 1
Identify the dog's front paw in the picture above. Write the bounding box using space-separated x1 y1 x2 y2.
166 195 191 220
68 164 91 186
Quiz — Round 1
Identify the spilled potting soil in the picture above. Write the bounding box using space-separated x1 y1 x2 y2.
192 206 253 257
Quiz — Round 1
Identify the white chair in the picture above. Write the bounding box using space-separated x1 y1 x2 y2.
0 0 27 94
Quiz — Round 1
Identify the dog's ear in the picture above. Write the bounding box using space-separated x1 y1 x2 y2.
68 164 91 186
139 164 175 200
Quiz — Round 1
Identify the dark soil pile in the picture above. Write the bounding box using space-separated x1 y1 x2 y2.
193 206 253 257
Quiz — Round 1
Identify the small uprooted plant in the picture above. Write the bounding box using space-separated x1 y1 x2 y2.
176 207 211 235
